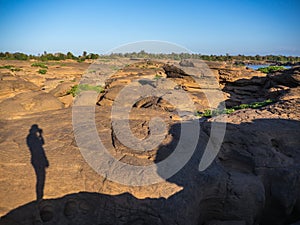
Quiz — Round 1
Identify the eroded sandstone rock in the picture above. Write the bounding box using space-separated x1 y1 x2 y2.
0 61 299 225
0 91 64 120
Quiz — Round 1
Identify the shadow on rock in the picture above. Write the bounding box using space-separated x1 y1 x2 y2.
1 119 300 225
222 67 300 107
26 124 49 201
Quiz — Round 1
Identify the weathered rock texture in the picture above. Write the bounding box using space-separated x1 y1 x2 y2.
221 66 300 107
0 60 299 225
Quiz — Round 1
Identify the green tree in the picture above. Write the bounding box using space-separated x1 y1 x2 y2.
66 52 75 59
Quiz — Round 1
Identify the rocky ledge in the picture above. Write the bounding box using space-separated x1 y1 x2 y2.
0 60 299 225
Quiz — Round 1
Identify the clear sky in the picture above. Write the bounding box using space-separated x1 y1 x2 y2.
0 0 299 56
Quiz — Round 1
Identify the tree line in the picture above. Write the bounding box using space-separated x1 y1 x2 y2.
0 51 299 64
0 51 99 61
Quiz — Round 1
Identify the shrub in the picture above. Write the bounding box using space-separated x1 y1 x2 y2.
0 65 14 69
38 69 47 74
197 99 274 118
232 99 273 110
202 109 213 117
77 58 85 63
0 65 21 71
13 52 28 60
257 66 286 73
225 108 235 114
31 62 48 69
67 84 104 97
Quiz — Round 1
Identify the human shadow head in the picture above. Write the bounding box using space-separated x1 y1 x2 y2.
29 124 43 135
26 124 48 201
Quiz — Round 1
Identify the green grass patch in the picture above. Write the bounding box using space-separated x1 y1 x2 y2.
31 62 48 69
0 65 22 72
38 69 47 74
257 66 286 73
48 62 67 67
232 99 273 110
154 74 163 80
197 99 274 118
67 84 104 97
0 65 14 69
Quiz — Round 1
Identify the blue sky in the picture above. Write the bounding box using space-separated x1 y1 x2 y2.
0 0 299 56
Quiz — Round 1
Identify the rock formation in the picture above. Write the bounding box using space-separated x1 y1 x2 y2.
0 60 299 225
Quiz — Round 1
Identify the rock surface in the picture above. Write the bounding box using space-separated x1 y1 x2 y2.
221 66 300 107
0 72 39 102
0 60 299 225
0 91 64 120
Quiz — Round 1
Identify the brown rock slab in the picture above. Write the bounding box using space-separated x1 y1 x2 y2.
0 73 39 102
0 91 64 119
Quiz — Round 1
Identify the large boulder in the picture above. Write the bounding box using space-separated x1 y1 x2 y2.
0 91 64 119
48 82 74 97
0 73 39 102
222 67 300 107
268 67 300 88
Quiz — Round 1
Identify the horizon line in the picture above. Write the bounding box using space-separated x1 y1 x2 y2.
0 51 299 57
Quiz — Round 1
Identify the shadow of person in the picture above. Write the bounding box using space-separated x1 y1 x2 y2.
2 119 300 225
26 124 49 201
